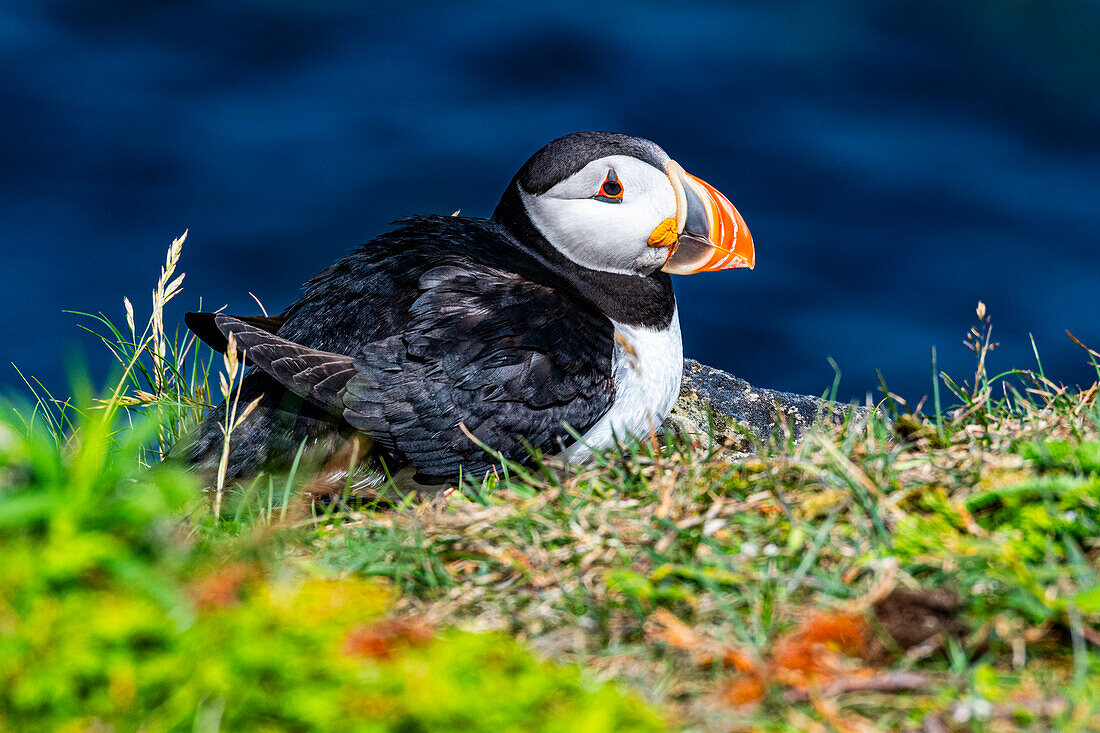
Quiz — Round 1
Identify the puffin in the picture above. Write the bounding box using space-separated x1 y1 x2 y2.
181 132 754 496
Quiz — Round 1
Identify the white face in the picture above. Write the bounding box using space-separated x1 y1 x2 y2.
519 154 677 276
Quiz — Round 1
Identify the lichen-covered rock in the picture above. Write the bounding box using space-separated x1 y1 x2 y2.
664 358 859 445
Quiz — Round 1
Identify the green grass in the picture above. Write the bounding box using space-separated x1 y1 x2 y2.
3 237 1099 731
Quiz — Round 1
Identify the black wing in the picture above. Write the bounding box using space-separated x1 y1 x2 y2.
212 263 615 482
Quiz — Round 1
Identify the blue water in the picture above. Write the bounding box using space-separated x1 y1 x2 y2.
2 1 1099 403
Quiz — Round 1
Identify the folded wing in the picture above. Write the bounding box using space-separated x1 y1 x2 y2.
203 262 615 482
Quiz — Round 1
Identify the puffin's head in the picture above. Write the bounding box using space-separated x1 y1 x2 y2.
494 132 754 277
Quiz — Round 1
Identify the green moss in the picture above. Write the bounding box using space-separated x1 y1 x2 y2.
1019 439 1100 475
965 475 1100 562
0 407 664 732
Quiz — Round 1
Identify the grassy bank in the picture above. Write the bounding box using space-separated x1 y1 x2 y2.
3 236 1099 731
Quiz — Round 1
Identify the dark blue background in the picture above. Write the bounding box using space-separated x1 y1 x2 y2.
3 1 1098 403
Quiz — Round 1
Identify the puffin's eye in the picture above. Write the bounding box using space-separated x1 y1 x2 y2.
595 169 623 203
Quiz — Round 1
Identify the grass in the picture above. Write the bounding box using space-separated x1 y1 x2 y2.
3 235 1100 731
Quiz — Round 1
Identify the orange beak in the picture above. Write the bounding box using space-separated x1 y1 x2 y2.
656 160 754 275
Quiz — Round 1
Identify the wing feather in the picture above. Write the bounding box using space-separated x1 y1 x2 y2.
213 314 356 414
185 311 287 359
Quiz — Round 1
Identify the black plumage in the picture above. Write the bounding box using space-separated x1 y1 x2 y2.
180 132 680 492
181 216 638 488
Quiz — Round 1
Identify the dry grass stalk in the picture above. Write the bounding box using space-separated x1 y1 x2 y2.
214 331 260 518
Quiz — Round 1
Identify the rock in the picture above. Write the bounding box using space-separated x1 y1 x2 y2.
663 358 861 445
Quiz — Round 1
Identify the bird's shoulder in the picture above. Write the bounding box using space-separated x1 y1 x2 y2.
275 215 585 351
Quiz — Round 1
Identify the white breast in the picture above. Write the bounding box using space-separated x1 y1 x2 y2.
559 309 683 463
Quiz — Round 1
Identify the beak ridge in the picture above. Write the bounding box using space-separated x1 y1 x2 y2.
660 161 754 275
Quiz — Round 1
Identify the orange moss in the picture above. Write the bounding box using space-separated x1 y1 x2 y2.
771 612 870 687
188 563 255 610
343 617 434 661
718 676 767 706
646 608 706 652
721 646 757 675
722 611 875 708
